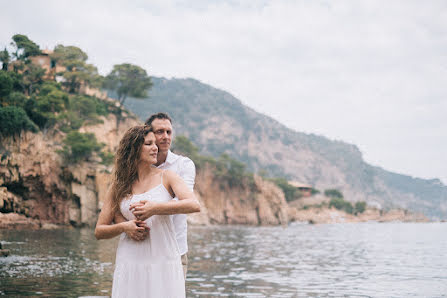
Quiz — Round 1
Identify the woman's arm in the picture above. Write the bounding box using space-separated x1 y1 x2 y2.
130 170 200 221
95 187 146 240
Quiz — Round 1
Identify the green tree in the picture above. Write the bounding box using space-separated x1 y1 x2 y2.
215 153 247 187
59 95 108 130
59 131 103 163
10 34 41 61
37 80 62 95
51 45 88 65
24 85 68 129
0 48 10 70
6 71 25 92
354 201 367 214
69 95 107 118
36 89 68 113
1 92 27 108
22 64 46 95
0 71 13 98
269 177 301 202
0 106 38 136
51 45 102 93
172 135 199 157
104 63 152 105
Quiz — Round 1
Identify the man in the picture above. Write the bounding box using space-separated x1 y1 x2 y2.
115 112 196 278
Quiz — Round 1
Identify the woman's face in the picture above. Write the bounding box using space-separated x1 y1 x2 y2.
140 132 158 164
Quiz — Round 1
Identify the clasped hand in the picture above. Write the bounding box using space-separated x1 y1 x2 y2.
124 219 149 241
129 200 156 221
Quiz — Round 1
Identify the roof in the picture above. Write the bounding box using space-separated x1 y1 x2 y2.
288 181 313 188
40 49 53 55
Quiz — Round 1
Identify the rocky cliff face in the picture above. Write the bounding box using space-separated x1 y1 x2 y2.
188 167 289 225
0 114 139 227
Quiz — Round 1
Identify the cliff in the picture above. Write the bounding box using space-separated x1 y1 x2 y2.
189 169 288 225
0 113 139 227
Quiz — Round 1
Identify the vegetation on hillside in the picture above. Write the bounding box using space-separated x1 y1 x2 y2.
173 136 254 188
0 34 151 165
324 189 343 199
325 189 367 215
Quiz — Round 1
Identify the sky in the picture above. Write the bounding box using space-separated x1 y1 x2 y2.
1 0 446 183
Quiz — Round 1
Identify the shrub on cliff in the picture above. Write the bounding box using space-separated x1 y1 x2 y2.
269 177 301 202
58 94 110 132
173 135 199 157
0 71 25 95
1 91 27 108
59 131 103 163
354 201 367 214
329 197 353 214
0 70 13 98
0 106 38 136
324 189 344 199
173 135 253 188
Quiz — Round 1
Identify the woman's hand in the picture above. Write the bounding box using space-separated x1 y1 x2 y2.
123 219 150 240
130 200 157 221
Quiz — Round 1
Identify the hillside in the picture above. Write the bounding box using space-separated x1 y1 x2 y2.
121 77 447 219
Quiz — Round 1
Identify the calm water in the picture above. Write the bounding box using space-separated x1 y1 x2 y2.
1 223 446 297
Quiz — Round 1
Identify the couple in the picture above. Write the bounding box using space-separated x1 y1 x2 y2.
95 113 200 298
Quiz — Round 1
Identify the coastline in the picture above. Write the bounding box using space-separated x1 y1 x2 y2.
0 206 430 230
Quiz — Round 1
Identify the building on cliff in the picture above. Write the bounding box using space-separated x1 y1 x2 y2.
8 49 107 99
289 181 313 197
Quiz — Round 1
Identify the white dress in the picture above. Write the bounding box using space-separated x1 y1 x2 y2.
112 172 185 298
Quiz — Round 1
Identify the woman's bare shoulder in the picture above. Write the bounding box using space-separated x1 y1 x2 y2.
163 169 180 180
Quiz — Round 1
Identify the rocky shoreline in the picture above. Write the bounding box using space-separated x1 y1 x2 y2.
0 205 429 230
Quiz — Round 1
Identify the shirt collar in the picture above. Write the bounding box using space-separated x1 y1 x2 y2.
164 150 180 165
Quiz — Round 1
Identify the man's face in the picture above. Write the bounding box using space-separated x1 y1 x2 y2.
151 119 173 153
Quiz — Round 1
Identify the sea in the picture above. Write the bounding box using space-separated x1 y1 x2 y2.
0 222 446 297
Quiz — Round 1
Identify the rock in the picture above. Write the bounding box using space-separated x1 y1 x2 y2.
187 191 210 225
41 223 61 230
194 167 289 225
287 202 430 224
0 212 40 229
0 249 10 257
254 175 289 225
71 181 97 226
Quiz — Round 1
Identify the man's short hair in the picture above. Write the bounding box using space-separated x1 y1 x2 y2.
145 112 172 126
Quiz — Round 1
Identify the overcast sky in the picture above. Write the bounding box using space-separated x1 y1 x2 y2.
2 0 446 183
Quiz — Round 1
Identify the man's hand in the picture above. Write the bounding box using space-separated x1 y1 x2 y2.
124 219 150 241
130 200 157 221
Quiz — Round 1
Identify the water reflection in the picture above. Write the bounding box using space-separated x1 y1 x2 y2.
0 228 116 297
1 223 447 297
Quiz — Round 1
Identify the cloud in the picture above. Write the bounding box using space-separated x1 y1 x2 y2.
1 0 446 182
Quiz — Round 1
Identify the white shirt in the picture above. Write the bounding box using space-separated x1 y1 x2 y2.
157 150 196 255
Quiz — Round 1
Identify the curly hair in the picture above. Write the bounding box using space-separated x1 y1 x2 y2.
111 125 153 211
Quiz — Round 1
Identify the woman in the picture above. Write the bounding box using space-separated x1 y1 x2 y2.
95 125 200 298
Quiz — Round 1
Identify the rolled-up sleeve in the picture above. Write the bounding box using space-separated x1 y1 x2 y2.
179 158 196 191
